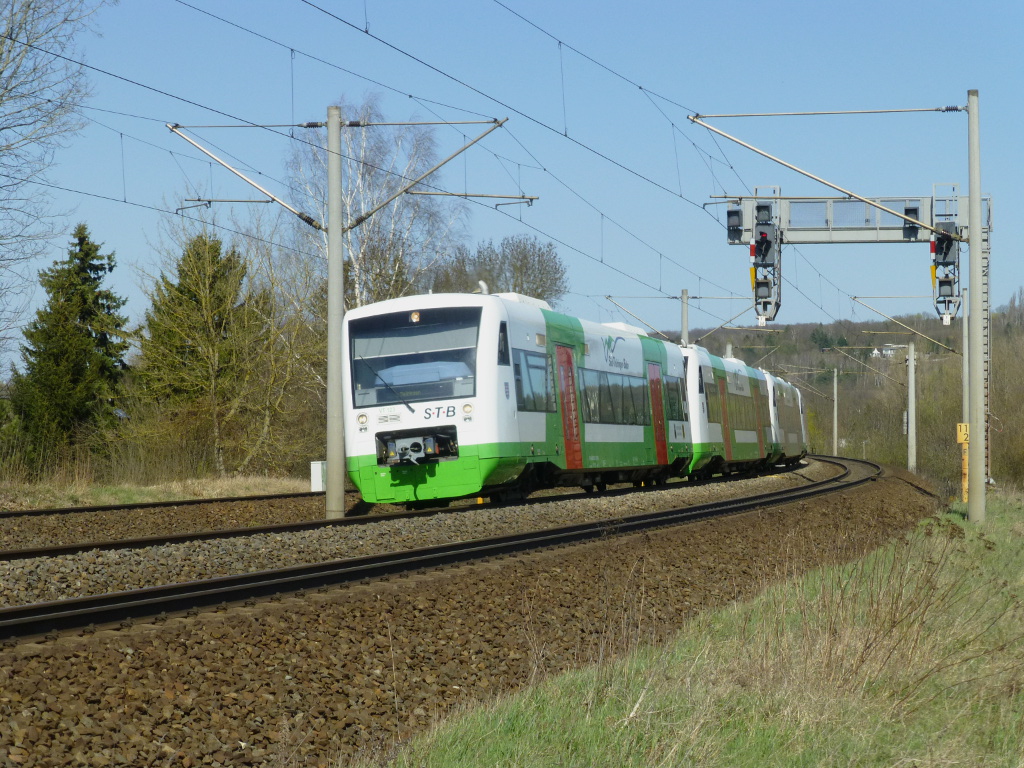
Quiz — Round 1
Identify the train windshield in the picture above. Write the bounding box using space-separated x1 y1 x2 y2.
349 306 482 407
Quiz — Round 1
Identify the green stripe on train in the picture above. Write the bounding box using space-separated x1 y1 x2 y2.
348 444 519 504
349 436 693 504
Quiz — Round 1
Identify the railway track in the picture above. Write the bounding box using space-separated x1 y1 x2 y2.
0 489 331 520
0 456 880 641
0 460 813 561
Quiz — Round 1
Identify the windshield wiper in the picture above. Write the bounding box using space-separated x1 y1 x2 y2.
358 356 416 413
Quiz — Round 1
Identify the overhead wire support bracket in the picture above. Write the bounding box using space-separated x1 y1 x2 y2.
183 198 275 205
177 198 274 215
174 200 211 215
603 296 674 341
341 118 509 234
694 303 757 345
825 345 904 386
295 119 501 130
850 297 958 353
167 123 325 231
405 191 538 209
169 120 502 130
692 106 966 119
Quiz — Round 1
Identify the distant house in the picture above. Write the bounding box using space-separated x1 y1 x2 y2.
879 344 907 359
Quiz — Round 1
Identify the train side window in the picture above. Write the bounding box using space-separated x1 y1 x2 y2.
664 375 686 421
602 379 616 422
512 349 555 412
636 378 651 425
706 373 722 424
580 369 601 422
578 367 651 425
621 379 636 424
538 354 556 412
623 378 644 425
497 322 510 366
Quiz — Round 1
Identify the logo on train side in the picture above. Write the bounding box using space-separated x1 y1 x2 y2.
602 336 629 371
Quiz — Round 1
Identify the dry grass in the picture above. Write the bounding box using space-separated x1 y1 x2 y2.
728 524 1024 742
363 499 1024 768
0 474 309 511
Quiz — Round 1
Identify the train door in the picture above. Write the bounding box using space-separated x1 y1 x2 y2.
718 378 732 461
754 383 766 456
555 345 583 469
647 362 668 465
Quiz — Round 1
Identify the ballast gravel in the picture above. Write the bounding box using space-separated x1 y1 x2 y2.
0 463 939 766
0 464 835 609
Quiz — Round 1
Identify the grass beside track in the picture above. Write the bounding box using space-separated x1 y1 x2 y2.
359 489 1024 768
0 475 310 511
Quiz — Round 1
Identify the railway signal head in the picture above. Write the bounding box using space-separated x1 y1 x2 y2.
933 233 957 267
751 202 776 266
752 227 776 266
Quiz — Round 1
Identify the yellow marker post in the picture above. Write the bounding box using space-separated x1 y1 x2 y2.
957 423 969 503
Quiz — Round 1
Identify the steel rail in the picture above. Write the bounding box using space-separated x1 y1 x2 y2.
0 491 328 520
0 464 811 561
0 457 881 642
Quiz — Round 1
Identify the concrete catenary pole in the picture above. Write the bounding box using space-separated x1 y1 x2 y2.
967 90 985 523
326 106 346 519
907 341 917 473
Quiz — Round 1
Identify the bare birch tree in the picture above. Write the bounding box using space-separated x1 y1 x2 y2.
287 94 465 309
0 0 108 350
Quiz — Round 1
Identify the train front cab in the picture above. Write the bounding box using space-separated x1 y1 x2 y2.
342 294 529 504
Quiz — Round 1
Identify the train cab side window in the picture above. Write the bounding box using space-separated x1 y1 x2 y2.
498 322 510 366
512 349 555 412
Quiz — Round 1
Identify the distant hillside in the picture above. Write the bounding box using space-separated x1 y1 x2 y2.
673 290 1024 495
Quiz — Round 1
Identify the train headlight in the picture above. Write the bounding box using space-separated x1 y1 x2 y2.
462 404 473 414
357 413 368 425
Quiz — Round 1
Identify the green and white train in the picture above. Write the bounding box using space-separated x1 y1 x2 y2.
342 292 807 505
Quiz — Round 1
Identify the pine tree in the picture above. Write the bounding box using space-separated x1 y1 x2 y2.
9 224 128 455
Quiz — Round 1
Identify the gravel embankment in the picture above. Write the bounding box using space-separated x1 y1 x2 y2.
0 463 940 766
0 464 836 608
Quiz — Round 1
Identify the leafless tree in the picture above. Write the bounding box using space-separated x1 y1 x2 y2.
287 94 466 309
0 0 108 351
232 206 328 472
426 235 569 306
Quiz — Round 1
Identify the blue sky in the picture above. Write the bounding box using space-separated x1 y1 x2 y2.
24 0 1023 344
